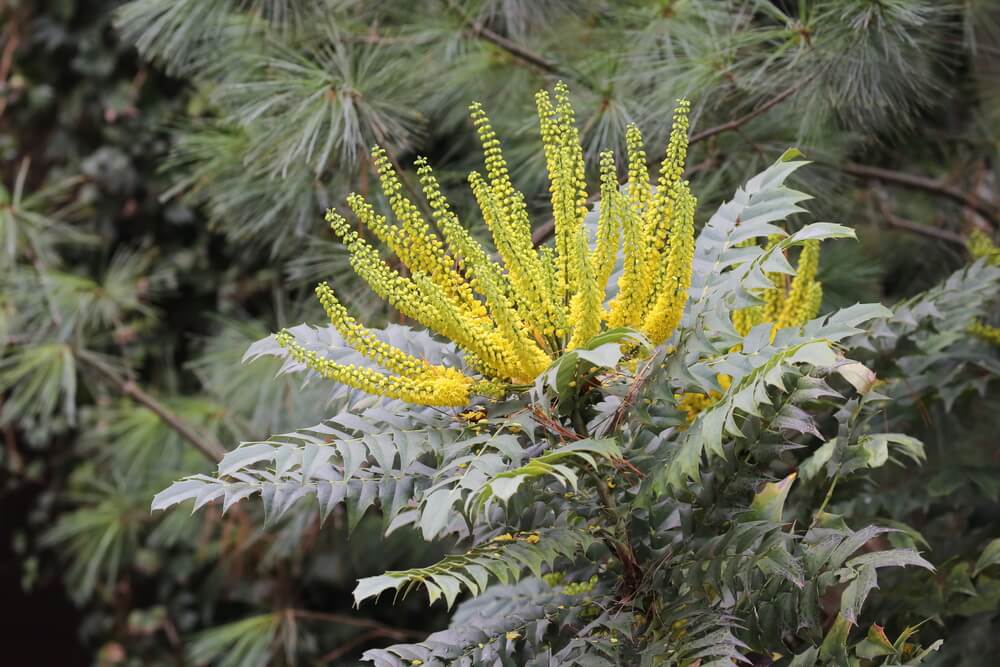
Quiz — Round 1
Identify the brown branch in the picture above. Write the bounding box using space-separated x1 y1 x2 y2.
0 20 22 120
835 162 999 229
290 609 424 640
531 220 555 247
872 191 967 247
80 353 226 463
688 83 802 145
317 629 385 663
448 0 563 78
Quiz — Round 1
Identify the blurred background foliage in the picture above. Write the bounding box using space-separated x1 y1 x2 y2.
0 0 997 664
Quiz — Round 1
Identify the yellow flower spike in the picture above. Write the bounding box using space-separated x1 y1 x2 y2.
555 83 590 289
303 85 712 405
732 236 787 336
470 102 553 328
969 320 1000 346
609 103 691 330
776 240 820 329
607 197 647 328
755 235 787 326
624 124 650 219
416 160 554 375
316 282 453 380
536 245 567 336
274 330 473 407
642 184 696 345
408 268 522 379
762 277 786 324
414 248 549 383
660 100 691 188
968 229 1000 266
642 100 691 311
414 158 504 303
537 83 589 310
731 307 760 337
327 210 445 331
534 89 561 190
328 209 505 375
468 102 532 242
555 141 585 301
567 225 604 350
369 148 482 318
468 103 556 332
469 171 556 340
553 83 589 223
802 280 823 323
733 237 824 338
592 151 622 297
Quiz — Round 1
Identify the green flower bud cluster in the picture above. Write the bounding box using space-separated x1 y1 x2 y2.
561 574 599 596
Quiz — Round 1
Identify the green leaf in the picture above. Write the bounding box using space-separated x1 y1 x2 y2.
974 538 1000 576
151 478 212 512
353 575 406 607
749 473 797 523
779 147 805 162
855 624 896 659
576 343 623 368
836 361 876 395
841 564 878 624
799 440 837 482
788 646 818 667
356 528 592 610
420 488 458 540
819 614 852 663
757 542 806 588
847 549 934 572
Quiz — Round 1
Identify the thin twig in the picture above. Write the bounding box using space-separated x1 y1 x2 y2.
835 161 999 229
317 629 384 663
688 83 802 145
872 190 967 247
531 219 554 247
448 0 563 78
80 352 226 463
809 471 840 530
291 609 424 639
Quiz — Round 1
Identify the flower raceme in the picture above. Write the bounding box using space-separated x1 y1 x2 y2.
675 243 824 424
731 239 823 338
274 84 701 407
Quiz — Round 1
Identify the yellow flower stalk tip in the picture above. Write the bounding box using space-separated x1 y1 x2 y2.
283 86 712 407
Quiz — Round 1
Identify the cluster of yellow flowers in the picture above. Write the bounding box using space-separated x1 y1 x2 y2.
966 230 999 346
676 375 733 423
969 320 1000 346
968 229 1000 266
731 239 823 337
275 83 697 406
675 242 823 423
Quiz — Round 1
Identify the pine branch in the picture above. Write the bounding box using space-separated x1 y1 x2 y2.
80 352 226 463
687 83 802 145
872 190 967 247
446 0 579 84
836 162 1000 229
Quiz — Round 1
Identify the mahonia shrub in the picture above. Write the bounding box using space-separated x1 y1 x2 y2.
152 85 1000 665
